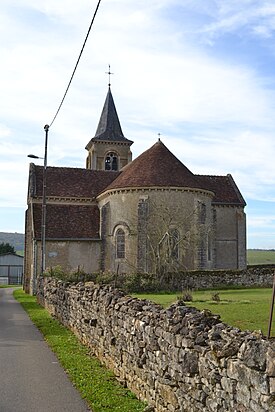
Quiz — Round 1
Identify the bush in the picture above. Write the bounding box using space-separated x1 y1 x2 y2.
95 271 121 287
177 289 193 303
44 268 193 294
211 292 220 302
44 266 95 283
44 265 66 279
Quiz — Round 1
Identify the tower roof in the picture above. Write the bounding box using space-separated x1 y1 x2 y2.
100 140 246 206
86 88 133 150
102 140 203 191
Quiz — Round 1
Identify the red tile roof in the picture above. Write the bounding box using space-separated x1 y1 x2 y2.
33 204 100 239
104 140 202 191
102 140 245 206
197 174 246 206
31 165 119 199
29 141 245 209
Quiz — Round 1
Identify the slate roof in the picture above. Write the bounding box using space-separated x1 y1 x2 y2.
85 87 133 150
102 140 246 206
29 164 120 199
32 204 100 239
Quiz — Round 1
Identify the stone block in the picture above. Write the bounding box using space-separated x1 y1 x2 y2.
221 376 236 395
236 381 251 407
238 340 267 371
267 346 275 377
270 377 275 394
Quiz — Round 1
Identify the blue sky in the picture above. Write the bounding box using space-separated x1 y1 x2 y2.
1 0 275 249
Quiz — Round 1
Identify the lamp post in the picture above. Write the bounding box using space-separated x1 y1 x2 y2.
28 125 49 285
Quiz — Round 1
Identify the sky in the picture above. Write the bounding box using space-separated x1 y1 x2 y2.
1 0 275 249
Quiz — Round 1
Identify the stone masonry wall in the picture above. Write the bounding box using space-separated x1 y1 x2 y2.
164 266 275 292
100 266 275 293
38 278 275 412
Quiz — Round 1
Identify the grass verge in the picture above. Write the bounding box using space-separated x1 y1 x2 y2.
0 284 21 288
14 288 146 412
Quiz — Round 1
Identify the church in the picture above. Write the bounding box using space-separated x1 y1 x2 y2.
24 86 246 294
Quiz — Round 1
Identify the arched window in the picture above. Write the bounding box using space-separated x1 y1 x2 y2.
105 152 118 171
170 229 179 260
116 228 125 259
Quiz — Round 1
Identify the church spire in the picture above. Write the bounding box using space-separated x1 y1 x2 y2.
86 87 133 149
94 87 126 142
85 82 133 171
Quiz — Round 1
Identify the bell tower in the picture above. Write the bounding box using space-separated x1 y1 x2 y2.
85 85 133 171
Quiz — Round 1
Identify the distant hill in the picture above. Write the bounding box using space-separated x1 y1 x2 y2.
0 232 24 253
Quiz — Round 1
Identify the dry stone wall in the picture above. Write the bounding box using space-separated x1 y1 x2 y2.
38 278 275 412
175 266 275 291
116 266 275 293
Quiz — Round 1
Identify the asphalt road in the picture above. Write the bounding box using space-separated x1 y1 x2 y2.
0 287 90 412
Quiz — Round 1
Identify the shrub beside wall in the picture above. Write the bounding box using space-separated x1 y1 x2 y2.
38 278 275 412
44 265 275 293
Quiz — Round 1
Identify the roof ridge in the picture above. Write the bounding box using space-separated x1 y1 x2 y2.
33 164 122 174
196 174 229 179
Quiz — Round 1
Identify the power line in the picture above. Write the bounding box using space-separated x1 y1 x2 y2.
49 0 102 128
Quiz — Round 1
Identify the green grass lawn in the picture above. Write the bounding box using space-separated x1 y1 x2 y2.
134 288 275 337
14 289 146 412
247 249 275 265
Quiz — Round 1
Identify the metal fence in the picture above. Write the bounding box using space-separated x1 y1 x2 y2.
0 265 23 285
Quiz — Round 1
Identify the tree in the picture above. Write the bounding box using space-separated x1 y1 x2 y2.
0 242 16 255
109 192 214 276
143 195 214 275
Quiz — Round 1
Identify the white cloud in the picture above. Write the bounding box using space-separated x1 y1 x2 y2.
248 214 275 228
0 0 275 247
0 125 11 138
198 0 275 41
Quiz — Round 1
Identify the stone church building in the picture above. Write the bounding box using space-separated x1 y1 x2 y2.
24 87 246 293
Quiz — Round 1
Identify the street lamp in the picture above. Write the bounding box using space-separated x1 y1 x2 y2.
27 154 43 160
27 125 49 283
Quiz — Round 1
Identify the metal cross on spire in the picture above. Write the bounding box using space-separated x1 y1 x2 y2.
106 64 114 88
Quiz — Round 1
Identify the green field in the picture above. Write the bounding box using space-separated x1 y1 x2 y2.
134 288 275 337
247 249 275 265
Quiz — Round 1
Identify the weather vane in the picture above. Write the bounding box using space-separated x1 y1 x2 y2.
106 64 114 88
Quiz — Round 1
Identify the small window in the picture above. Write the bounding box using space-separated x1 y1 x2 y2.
207 232 212 261
105 152 118 171
116 228 125 259
170 229 179 260
198 202 206 224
